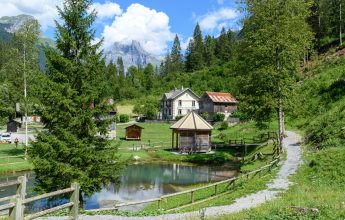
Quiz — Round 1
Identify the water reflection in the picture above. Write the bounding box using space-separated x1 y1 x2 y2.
0 163 237 212
87 163 237 210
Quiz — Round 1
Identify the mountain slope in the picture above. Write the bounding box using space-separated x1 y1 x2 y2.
217 53 345 220
104 40 161 70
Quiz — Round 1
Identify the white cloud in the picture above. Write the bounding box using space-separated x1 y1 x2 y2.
181 37 192 51
0 0 62 30
0 0 122 31
89 1 122 20
198 7 238 32
102 3 174 55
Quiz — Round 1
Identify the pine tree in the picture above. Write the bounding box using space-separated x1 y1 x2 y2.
144 63 154 91
203 35 216 66
185 23 204 72
163 51 172 75
28 0 124 204
170 35 183 72
105 61 118 98
117 56 125 82
238 0 313 151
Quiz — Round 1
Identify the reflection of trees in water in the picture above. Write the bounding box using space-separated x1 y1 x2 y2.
0 164 237 211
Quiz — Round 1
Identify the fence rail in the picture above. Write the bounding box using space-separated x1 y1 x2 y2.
129 141 171 151
0 175 79 220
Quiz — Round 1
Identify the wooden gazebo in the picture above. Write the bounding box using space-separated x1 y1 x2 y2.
125 124 144 140
170 112 213 153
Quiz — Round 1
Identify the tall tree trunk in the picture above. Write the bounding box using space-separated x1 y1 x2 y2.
277 98 284 154
340 3 343 46
276 47 284 154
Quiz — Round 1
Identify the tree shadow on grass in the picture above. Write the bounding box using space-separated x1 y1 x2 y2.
0 148 25 156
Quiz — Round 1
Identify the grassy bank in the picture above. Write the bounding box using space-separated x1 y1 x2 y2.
115 122 276 166
215 146 345 220
215 51 345 219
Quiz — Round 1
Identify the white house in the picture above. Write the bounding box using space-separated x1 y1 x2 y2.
159 87 200 120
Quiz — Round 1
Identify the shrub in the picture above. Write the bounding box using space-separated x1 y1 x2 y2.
119 114 130 123
200 112 209 120
213 113 225 122
175 115 185 121
218 121 229 130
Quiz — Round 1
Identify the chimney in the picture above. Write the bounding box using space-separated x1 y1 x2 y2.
181 86 184 90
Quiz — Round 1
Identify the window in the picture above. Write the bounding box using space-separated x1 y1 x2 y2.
192 101 195 107
168 109 171 115
179 100 182 106
178 109 182 115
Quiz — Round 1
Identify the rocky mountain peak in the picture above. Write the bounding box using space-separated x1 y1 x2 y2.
0 14 35 33
104 40 161 71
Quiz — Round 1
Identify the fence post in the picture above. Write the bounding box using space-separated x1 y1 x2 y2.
9 196 23 220
191 191 195 203
158 198 161 209
17 176 26 199
70 182 80 220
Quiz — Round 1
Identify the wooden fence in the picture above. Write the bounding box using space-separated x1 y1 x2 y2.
130 141 171 151
0 176 79 220
86 155 281 213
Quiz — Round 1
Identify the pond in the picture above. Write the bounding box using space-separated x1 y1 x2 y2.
0 163 237 212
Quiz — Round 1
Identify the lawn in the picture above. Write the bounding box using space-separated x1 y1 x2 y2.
212 120 278 144
113 122 276 167
116 104 134 116
115 122 172 149
0 144 32 174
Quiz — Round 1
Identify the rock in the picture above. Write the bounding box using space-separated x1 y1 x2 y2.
104 40 161 70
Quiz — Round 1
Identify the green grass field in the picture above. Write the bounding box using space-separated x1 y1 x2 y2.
116 104 134 116
0 144 32 173
114 122 276 166
212 120 278 143
115 122 172 149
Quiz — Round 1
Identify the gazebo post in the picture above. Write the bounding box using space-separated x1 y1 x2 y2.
172 130 174 149
194 130 197 152
175 131 179 150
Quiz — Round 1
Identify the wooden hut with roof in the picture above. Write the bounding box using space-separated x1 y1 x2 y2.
170 111 213 153
125 124 144 140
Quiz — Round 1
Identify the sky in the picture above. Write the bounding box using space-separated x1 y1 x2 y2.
0 0 242 55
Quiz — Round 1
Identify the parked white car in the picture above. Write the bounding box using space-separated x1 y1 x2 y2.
0 133 11 143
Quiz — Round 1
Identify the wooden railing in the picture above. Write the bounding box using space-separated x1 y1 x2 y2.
130 141 171 151
86 156 281 213
0 176 79 220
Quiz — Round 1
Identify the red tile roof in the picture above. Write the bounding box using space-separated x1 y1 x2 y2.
205 92 238 103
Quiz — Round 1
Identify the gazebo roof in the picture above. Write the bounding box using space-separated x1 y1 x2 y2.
170 111 213 130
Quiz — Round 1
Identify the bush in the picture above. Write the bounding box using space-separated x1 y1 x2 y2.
218 121 229 130
200 112 209 120
175 115 185 121
213 113 225 122
119 114 130 123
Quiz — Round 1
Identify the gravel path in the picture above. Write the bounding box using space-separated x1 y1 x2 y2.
44 131 302 220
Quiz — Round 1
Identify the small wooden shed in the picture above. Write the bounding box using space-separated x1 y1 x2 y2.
125 124 144 140
7 120 21 133
170 112 213 153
